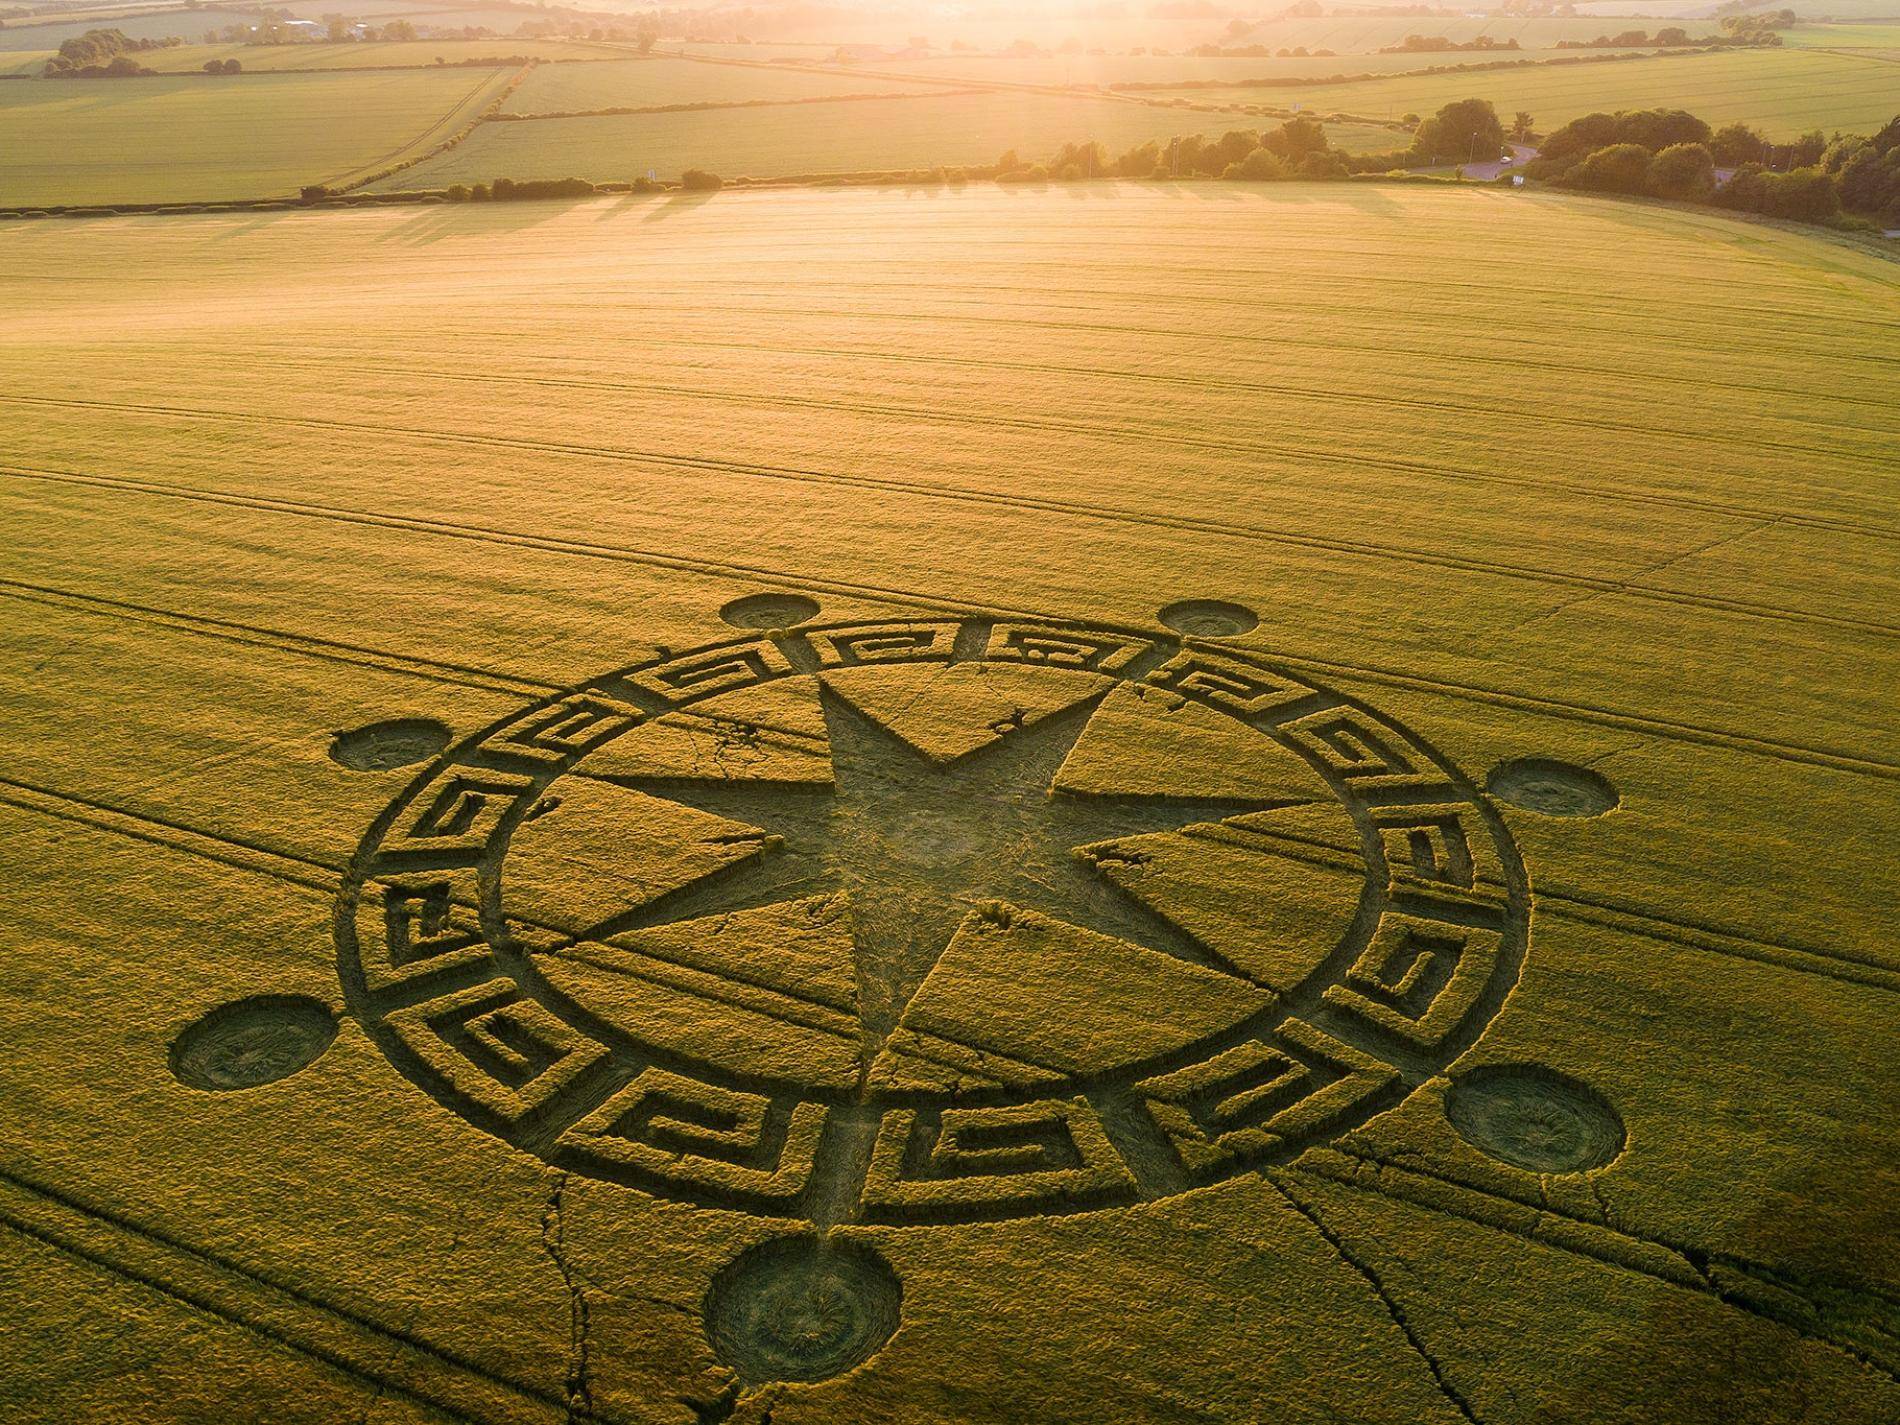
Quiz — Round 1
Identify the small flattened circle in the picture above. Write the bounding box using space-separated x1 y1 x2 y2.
329 718 452 772
1445 1064 1624 1174
720 592 822 630
705 1236 901 1386
171 996 338 1091
1157 599 1260 639
1485 757 1618 818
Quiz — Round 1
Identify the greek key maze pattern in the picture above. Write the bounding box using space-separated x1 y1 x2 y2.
336 617 1530 1225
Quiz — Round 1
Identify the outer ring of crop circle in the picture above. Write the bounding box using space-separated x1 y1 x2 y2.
336 613 1531 1222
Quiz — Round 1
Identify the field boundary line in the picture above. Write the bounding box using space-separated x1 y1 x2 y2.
6 398 1897 643
0 580 554 698
1533 891 1900 995
0 1165 568 1425
495 86 989 122
0 774 343 894
7 462 1897 782
332 61 532 195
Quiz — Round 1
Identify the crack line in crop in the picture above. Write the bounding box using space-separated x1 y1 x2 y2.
1268 1173 1484 1425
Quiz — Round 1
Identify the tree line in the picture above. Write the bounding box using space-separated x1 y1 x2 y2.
1529 108 1900 226
42 27 180 77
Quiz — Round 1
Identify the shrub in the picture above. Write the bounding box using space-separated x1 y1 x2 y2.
445 184 470 202
299 185 331 204
630 176 660 193
1224 148 1286 180
1718 164 1841 222
1558 143 1653 195
680 169 723 191
1648 142 1716 200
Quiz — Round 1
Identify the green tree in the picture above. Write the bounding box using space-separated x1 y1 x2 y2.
1709 122 1766 167
1648 142 1716 200
1413 99 1504 164
1511 111 1533 142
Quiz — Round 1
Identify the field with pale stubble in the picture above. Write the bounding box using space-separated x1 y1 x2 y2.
0 183 1896 1425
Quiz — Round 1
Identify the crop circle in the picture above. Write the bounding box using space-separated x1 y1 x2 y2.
329 718 452 772
338 612 1530 1227
1445 1064 1624 1173
720 592 822 630
705 1236 901 1385
1157 599 1260 638
1485 758 1618 818
171 996 338 1091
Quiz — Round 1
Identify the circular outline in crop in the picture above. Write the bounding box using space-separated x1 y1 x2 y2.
1444 1063 1625 1173
704 1234 902 1386
720 592 823 630
171 995 339 1091
1485 757 1619 819
329 717 453 773
1157 599 1260 639
336 608 1532 1226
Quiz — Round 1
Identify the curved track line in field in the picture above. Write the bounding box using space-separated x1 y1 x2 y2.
1535 892 1900 995
5 463 1897 785
593 286 1900 390
6 590 1891 998
0 1164 569 1425
593 264 1900 348
0 776 343 894
0 776 1068 1087
4 768 1897 1076
1282 1159 1900 1387
218 323 1900 426
0 581 552 698
250 351 1899 471
6 404 1897 644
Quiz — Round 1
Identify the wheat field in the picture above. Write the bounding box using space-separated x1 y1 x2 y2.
0 183 1895 1424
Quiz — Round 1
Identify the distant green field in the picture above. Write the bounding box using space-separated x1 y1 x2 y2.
0 65 508 205
1230 14 1713 54
0 49 50 74
0 7 250 49
502 57 950 115
376 92 1403 189
140 38 622 71
1784 22 1900 49
1145 48 1900 138
833 49 1660 90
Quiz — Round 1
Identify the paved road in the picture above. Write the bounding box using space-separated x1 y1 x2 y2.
1459 142 1538 182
